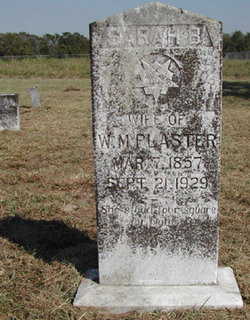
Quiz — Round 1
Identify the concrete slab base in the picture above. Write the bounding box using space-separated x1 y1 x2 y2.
73 267 243 314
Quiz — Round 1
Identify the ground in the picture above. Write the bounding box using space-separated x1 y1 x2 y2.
0 58 249 319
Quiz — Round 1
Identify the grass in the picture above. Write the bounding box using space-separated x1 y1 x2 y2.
0 57 90 79
223 59 250 81
0 58 249 319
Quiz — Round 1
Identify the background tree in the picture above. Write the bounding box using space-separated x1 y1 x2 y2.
223 30 250 54
231 31 245 51
0 32 90 57
1 31 249 57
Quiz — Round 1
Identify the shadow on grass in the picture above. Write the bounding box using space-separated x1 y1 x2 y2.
223 81 250 99
0 216 98 276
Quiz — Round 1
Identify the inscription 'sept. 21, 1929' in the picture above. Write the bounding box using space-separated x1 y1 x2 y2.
91 3 223 286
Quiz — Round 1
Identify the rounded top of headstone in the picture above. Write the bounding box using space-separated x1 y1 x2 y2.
91 2 222 27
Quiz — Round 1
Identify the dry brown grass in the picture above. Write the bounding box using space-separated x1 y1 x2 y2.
0 60 249 319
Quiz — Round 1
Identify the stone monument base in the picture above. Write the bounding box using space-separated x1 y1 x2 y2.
73 267 243 314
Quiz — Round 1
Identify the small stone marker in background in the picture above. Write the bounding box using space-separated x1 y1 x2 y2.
74 2 243 313
0 94 20 131
27 86 41 107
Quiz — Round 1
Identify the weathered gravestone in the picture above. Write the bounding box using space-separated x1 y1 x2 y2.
27 86 41 108
74 2 243 312
0 94 20 130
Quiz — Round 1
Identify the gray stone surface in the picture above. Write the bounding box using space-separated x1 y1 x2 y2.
74 2 244 313
90 2 223 286
0 94 20 130
74 267 243 313
27 86 41 107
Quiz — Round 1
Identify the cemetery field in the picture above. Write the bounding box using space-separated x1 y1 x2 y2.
0 59 249 320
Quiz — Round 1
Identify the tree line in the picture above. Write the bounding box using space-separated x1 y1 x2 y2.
0 31 249 57
223 31 250 53
0 32 89 57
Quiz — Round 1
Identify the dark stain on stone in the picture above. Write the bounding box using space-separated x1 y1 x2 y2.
126 217 218 259
98 219 124 254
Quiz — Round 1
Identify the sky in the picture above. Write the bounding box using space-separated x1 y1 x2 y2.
0 0 249 36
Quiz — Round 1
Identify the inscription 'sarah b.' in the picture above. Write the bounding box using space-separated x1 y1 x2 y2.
105 24 213 48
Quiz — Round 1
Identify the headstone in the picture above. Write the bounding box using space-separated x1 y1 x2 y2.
0 94 20 131
27 86 41 107
74 2 243 312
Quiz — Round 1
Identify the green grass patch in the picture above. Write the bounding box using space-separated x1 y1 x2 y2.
0 57 249 80
0 57 90 79
223 59 250 81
